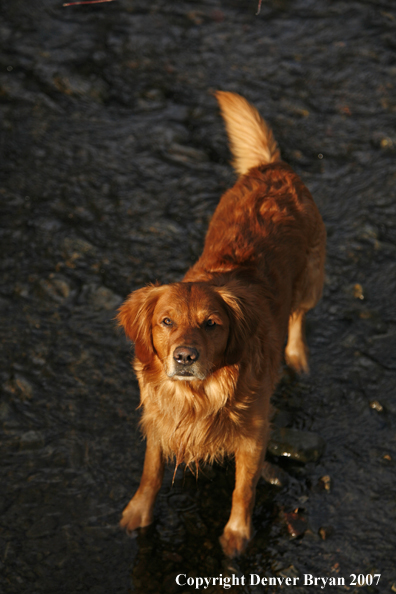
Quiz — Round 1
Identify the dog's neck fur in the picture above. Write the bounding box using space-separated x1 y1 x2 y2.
134 357 263 465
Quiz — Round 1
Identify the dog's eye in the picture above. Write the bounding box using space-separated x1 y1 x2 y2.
205 319 216 329
162 317 173 326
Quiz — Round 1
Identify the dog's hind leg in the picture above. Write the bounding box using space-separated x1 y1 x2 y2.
285 308 309 374
285 224 326 374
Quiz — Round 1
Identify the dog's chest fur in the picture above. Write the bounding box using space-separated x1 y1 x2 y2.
135 360 265 466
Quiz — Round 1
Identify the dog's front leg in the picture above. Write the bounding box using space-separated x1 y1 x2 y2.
220 441 266 557
120 431 164 533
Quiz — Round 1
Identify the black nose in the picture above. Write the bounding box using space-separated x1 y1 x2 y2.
173 346 199 366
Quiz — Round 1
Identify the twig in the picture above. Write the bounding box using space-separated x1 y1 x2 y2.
63 0 115 6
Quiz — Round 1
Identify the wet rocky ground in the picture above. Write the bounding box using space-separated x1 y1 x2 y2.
1 0 396 592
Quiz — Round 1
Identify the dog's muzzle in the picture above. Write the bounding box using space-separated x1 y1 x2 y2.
170 346 204 379
173 346 199 366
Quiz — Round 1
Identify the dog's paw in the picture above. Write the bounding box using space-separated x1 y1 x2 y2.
285 344 309 375
120 495 154 534
219 527 251 558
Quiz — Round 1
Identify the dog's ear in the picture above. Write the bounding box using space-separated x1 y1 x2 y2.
214 285 258 366
117 284 164 364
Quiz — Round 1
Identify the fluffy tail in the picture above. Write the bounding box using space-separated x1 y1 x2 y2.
215 91 280 175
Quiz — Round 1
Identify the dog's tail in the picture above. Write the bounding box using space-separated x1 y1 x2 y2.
215 91 280 175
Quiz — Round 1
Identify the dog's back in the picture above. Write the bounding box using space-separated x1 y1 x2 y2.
185 94 326 376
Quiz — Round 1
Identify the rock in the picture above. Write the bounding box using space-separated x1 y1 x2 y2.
81 283 123 311
91 286 123 311
281 510 308 539
318 475 331 492
20 430 45 450
62 237 96 265
35 276 71 303
165 143 209 166
369 400 383 412
353 283 365 300
268 428 325 463
319 526 333 540
4 375 34 400
261 461 289 487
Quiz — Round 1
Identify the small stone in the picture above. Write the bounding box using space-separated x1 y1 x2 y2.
261 461 289 487
353 283 364 300
62 237 95 264
268 428 325 463
83 284 123 311
167 143 209 163
36 276 71 303
281 510 307 538
369 400 383 412
4 375 34 400
319 526 333 540
380 137 393 149
20 430 45 450
187 10 205 25
319 475 331 491
53 73 99 98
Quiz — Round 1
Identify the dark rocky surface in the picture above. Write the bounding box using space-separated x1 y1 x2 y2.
1 0 396 592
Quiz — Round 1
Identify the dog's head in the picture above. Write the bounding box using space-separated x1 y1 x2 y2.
118 281 256 380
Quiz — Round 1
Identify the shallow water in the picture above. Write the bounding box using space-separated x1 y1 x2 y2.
1 0 396 592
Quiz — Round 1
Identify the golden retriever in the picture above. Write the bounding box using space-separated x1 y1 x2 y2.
118 91 326 557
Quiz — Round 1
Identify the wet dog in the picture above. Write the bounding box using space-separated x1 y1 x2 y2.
118 91 326 557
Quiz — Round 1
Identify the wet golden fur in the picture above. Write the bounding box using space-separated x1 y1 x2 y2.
118 91 326 557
